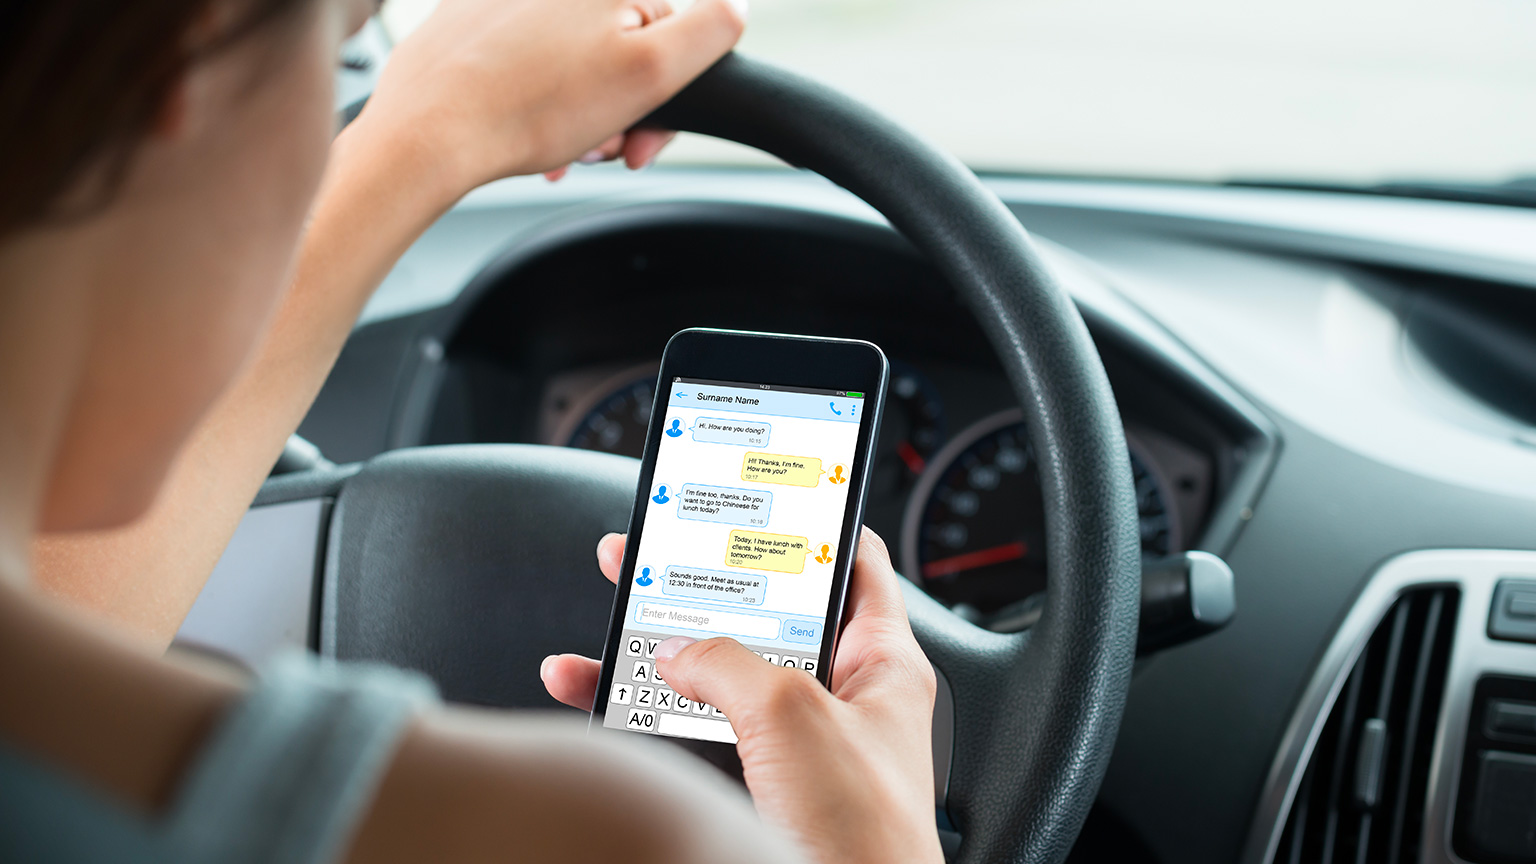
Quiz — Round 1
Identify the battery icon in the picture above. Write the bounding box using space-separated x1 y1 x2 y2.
846 391 864 398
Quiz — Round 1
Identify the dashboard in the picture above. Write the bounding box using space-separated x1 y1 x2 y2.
395 203 1269 633
524 356 1208 626
238 168 1536 864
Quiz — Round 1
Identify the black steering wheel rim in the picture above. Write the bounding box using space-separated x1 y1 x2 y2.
647 53 1142 864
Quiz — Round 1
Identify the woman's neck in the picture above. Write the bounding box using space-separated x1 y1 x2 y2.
0 224 99 586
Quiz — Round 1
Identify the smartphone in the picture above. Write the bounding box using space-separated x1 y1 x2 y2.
589 328 888 775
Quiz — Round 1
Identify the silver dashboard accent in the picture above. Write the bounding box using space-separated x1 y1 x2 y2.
933 663 955 808
1186 550 1236 627
1242 549 1536 864
173 499 325 668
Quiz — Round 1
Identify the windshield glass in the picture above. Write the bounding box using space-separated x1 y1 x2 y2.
379 0 1536 188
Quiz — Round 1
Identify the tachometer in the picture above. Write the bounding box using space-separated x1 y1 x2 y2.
561 370 659 459
900 408 1178 618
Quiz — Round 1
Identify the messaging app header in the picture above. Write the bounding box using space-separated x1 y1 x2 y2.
668 378 864 424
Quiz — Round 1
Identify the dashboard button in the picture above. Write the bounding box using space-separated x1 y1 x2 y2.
1470 751 1536 859
1487 699 1536 744
1489 579 1536 643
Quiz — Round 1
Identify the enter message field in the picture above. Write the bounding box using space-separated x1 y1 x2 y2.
634 602 781 640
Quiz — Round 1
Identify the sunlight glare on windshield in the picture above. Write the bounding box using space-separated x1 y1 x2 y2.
379 0 1536 186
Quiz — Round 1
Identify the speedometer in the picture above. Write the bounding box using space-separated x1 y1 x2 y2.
899 408 1179 618
556 365 661 459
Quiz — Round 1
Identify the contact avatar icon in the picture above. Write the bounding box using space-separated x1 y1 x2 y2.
815 544 834 564
635 566 654 587
665 418 684 437
828 465 847 484
652 485 670 504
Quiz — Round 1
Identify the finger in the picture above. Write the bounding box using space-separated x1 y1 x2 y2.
656 636 827 736
578 133 626 165
827 528 934 698
621 0 675 29
628 0 747 96
540 653 602 710
842 527 910 626
596 532 625 585
544 165 570 182
622 128 675 169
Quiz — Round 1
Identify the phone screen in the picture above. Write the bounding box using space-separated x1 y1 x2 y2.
601 376 868 743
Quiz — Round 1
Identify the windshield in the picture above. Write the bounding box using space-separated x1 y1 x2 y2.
378 0 1536 189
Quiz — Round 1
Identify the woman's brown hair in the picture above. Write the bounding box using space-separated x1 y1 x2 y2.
0 0 310 237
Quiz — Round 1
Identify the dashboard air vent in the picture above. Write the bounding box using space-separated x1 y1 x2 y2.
1274 586 1459 864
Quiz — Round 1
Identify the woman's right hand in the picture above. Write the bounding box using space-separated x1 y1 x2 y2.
542 530 946 864
353 0 746 202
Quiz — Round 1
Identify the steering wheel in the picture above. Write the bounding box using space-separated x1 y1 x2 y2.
317 54 1140 864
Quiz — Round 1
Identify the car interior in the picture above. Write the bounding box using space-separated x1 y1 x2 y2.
174 5 1536 864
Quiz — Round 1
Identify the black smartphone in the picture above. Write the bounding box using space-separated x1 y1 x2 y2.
589 328 888 775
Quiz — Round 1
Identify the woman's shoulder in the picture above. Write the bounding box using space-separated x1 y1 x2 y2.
0 593 797 864
165 653 439 862
0 633 438 864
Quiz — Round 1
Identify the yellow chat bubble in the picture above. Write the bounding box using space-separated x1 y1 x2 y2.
726 529 812 574
741 452 825 488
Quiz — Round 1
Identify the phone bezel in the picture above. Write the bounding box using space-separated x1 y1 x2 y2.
587 328 888 773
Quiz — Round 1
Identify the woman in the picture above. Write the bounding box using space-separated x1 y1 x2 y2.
0 0 945 862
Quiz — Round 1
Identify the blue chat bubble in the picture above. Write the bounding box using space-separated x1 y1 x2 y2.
691 417 771 448
677 484 771 527
663 566 767 606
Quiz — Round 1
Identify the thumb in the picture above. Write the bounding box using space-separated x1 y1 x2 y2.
629 0 748 96
656 635 825 735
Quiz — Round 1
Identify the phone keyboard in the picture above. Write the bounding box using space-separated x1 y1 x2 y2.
608 629 821 744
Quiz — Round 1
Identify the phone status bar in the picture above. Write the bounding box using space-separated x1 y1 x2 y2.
674 377 864 399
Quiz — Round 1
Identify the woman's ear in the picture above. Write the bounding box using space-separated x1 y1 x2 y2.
150 77 190 140
152 0 241 142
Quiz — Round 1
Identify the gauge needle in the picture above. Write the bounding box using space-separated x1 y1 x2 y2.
897 440 927 474
921 541 1028 579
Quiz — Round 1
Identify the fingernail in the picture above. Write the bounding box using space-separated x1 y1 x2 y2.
539 655 554 679
727 0 749 18
654 636 696 663
578 149 606 164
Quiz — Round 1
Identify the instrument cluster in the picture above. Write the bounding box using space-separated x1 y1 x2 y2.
540 356 1215 629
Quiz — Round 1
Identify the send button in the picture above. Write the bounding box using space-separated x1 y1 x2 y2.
783 619 822 645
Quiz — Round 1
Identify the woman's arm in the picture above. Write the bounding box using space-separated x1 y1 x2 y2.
32 0 747 644
348 711 806 864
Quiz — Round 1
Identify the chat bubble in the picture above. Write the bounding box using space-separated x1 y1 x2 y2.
677 484 771 527
726 529 812 574
663 566 767 606
691 417 771 448
740 452 825 488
